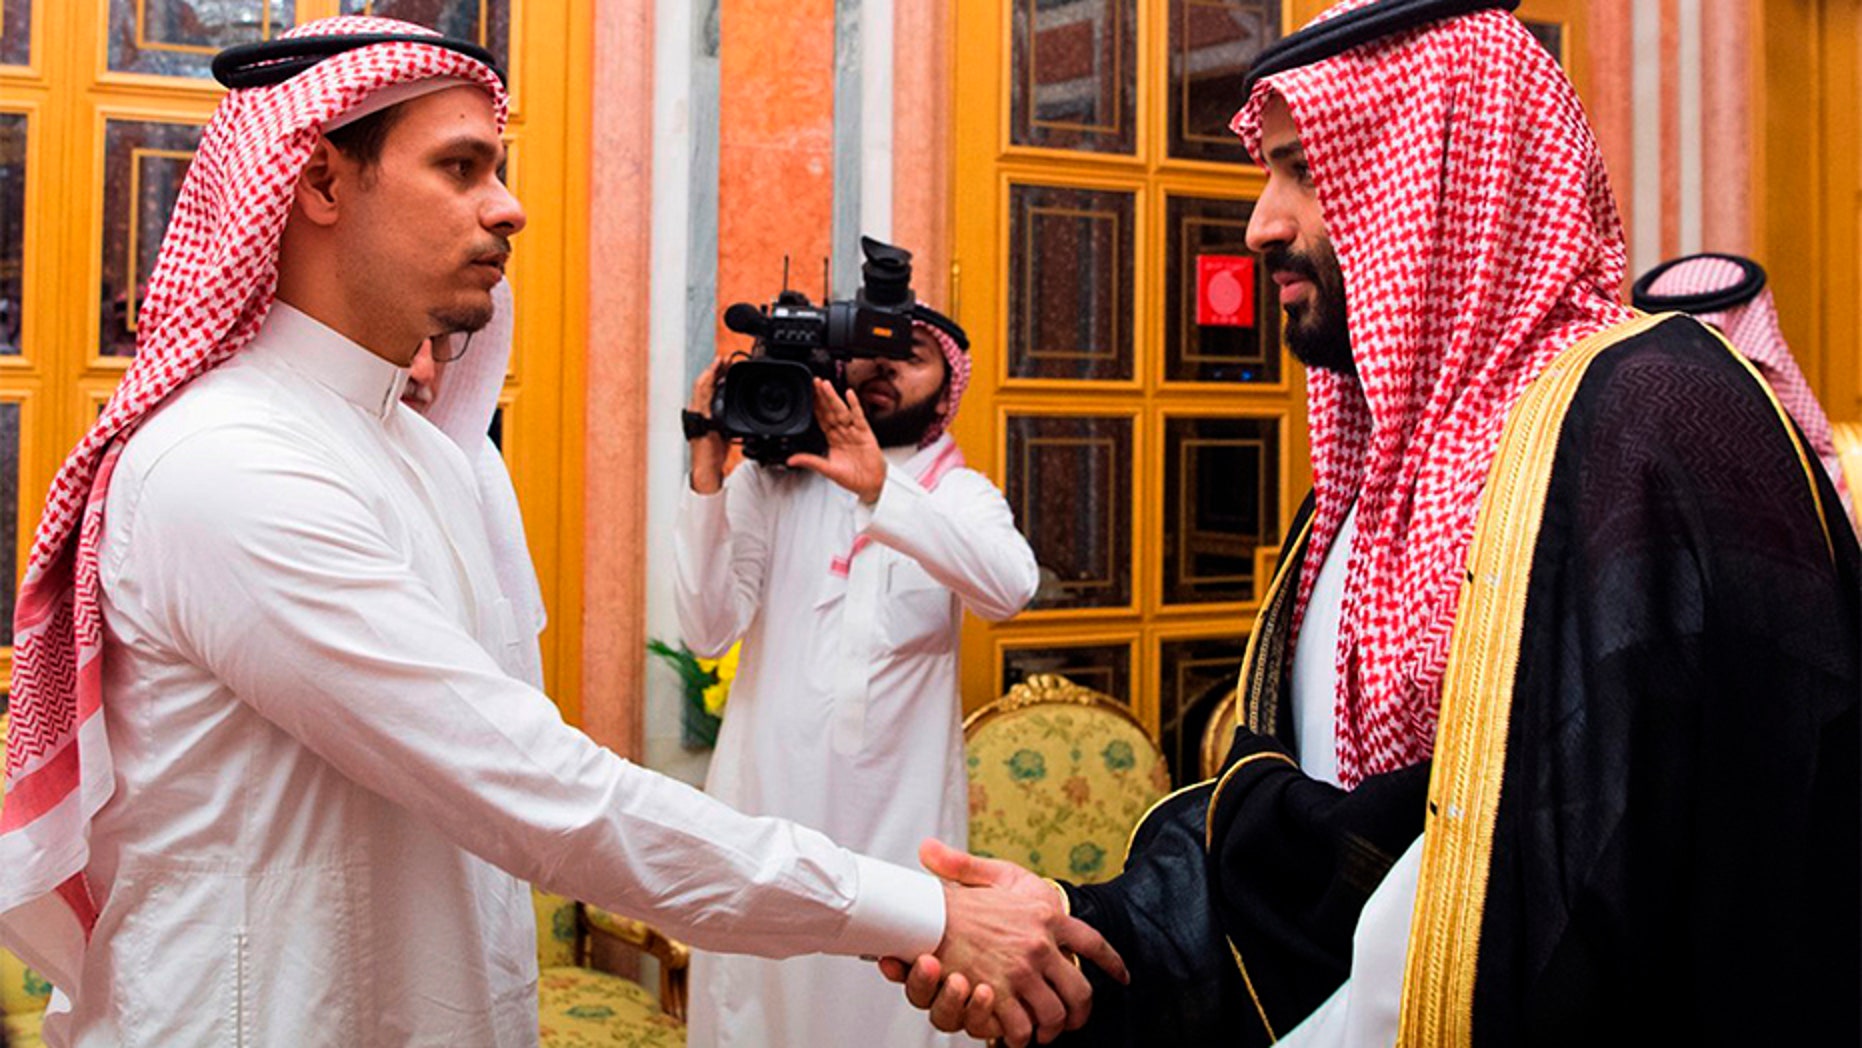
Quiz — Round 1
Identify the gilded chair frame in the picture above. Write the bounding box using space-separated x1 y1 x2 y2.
1198 686 1240 781
962 672 1160 745
580 904 691 1022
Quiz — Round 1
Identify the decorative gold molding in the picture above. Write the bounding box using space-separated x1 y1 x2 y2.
1017 193 1128 365
1198 686 1238 779
122 144 195 336
1012 420 1128 598
1172 428 1270 595
1022 0 1128 136
133 0 274 58
962 671 1154 739
1000 639 1130 699
1174 0 1275 147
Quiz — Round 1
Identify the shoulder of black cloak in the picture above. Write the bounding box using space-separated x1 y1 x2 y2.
1470 313 1859 1045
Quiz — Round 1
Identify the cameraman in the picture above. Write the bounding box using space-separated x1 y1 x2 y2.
675 306 1039 1048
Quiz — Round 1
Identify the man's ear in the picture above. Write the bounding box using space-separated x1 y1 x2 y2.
294 138 347 226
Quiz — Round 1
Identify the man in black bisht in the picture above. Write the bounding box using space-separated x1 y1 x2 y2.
888 0 1859 1044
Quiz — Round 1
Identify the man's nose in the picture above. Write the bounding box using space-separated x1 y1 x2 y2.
1246 189 1296 255
486 178 527 237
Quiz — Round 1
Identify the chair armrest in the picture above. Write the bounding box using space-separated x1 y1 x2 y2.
582 904 691 1021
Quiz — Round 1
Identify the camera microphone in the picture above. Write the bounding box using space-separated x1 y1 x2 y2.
723 303 767 337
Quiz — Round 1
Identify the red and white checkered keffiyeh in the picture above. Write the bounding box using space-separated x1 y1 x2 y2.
1232 1 1636 787
0 16 507 987
1643 257 1852 516
915 318 971 449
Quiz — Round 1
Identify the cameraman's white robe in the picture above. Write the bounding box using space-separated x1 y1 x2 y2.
675 437 1039 1048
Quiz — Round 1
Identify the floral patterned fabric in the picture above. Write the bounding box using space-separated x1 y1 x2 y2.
534 889 580 970
539 966 686 1048
965 704 1170 883
0 947 51 1021
533 890 687 1048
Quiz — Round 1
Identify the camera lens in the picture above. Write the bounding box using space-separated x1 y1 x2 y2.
720 359 815 438
750 378 797 426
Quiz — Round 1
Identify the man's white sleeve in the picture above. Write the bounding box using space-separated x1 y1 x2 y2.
128 427 945 962
672 465 773 658
853 467 1039 621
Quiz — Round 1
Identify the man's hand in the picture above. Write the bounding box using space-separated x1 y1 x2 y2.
785 378 887 503
882 838 1127 1046
687 360 727 494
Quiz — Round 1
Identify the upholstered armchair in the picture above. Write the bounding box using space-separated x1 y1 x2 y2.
534 891 689 1047
963 674 1170 884
1200 687 1240 780
0 942 50 1048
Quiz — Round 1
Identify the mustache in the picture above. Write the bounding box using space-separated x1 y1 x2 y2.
472 238 514 263
1263 244 1321 282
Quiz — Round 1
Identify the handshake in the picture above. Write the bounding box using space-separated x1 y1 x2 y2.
878 839 1128 1047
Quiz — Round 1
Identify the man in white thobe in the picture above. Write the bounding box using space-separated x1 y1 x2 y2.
676 306 1039 1048
0 20 1118 1048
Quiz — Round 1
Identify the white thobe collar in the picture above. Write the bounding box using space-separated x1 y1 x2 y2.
883 433 955 474
1291 501 1358 788
247 303 412 420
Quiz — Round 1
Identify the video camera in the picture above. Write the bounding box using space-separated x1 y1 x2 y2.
702 236 921 465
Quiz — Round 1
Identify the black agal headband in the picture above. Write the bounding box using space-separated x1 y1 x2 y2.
1243 0 1523 96
1630 253 1768 314
211 33 504 90
911 304 969 352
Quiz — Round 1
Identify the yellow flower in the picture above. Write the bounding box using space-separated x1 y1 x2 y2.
696 642 741 717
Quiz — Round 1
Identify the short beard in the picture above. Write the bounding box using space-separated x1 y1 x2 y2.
1266 242 1354 376
866 392 943 448
431 301 494 337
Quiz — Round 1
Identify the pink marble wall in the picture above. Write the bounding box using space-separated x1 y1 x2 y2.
1659 0 1682 257
1586 0 1756 272
893 0 953 312
582 0 655 758
1700 0 1752 254
1589 0 1638 254
717 0 837 351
